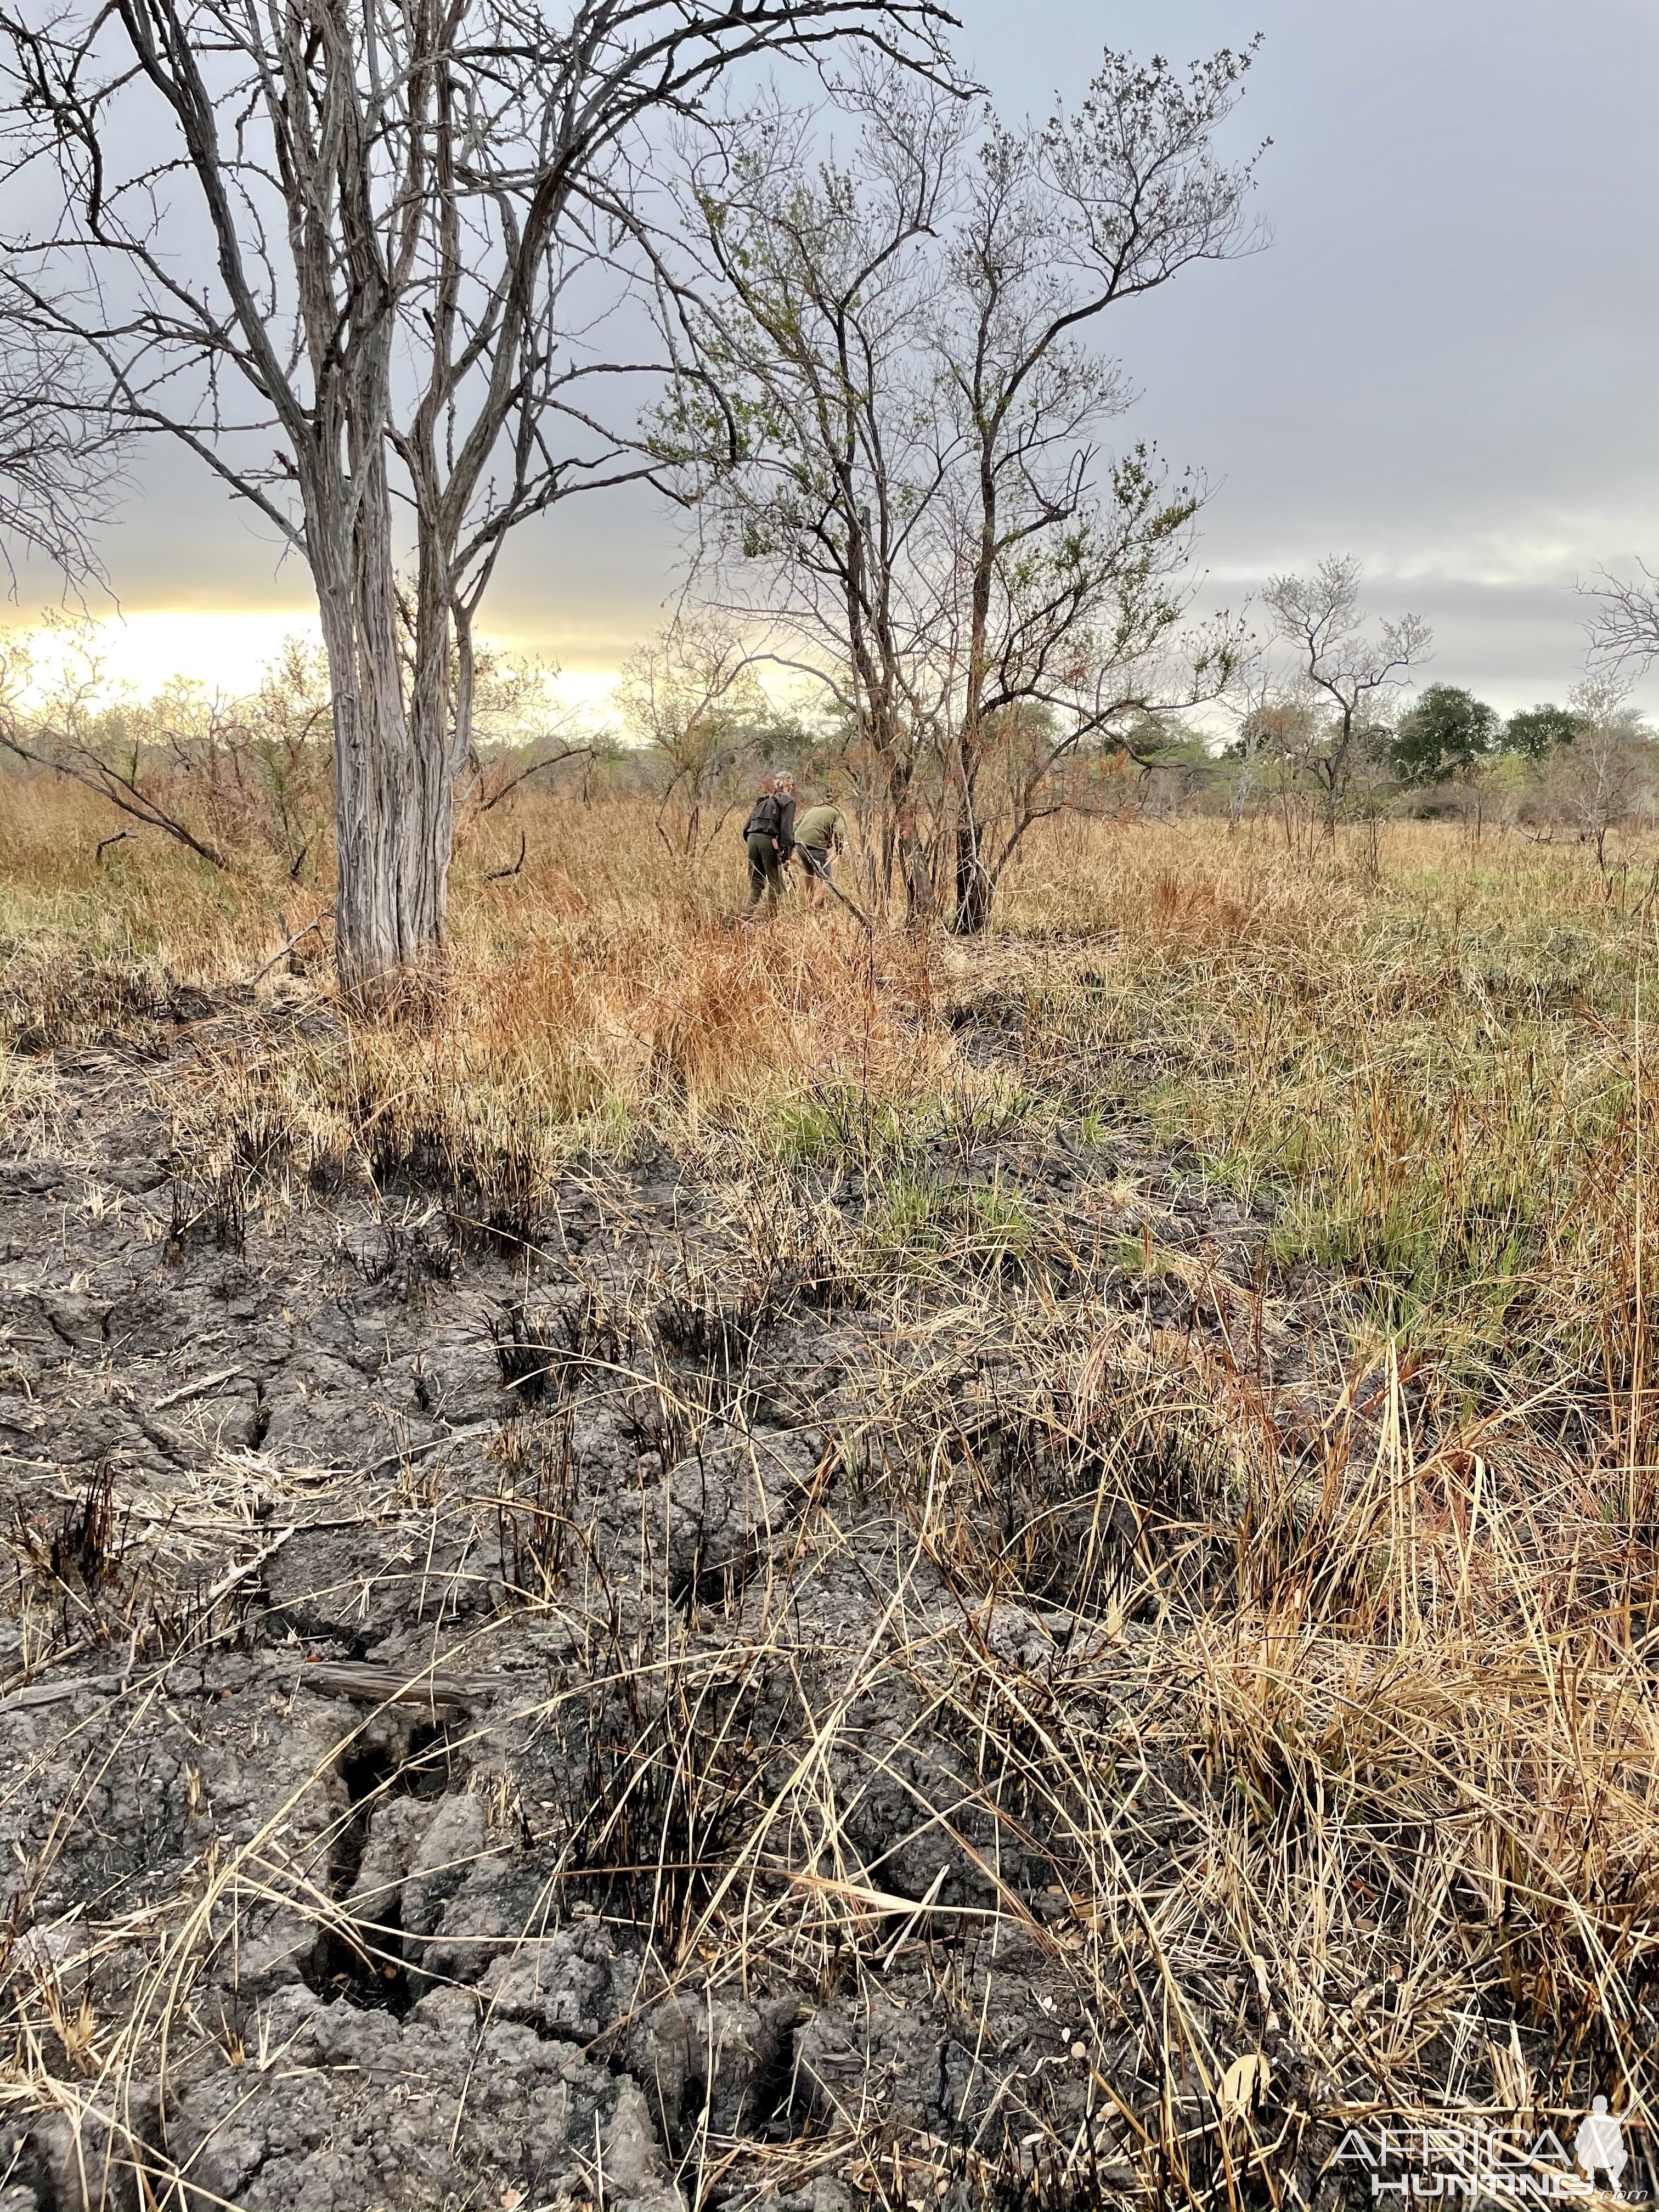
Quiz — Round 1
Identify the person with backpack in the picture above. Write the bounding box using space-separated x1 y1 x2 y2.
742 773 796 919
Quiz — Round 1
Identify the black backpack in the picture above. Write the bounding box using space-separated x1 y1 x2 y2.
743 794 782 840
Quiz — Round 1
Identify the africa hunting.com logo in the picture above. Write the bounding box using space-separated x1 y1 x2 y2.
1330 2098 1643 2202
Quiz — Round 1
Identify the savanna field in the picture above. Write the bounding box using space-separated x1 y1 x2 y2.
4 774 1659 2210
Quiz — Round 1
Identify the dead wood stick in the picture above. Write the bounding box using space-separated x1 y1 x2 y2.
248 911 332 986
0 727 229 868
808 860 875 933
292 1661 480 1714
151 1366 242 1412
0 1637 95 1704
0 1671 123 1715
486 831 527 881
197 1527 297 1612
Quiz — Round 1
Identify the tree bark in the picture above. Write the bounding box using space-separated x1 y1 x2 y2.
2 0 961 1002
950 819 992 935
314 446 447 1004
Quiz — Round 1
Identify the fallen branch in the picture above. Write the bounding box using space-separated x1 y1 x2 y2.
150 1366 242 1412
0 1669 123 1715
291 1660 481 1714
0 1636 96 1703
475 743 595 811
0 725 229 868
486 831 527 881
810 862 875 933
196 1527 298 1613
248 911 331 986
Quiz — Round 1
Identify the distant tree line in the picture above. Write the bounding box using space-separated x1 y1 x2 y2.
1391 689 1578 779
1204 661 1654 873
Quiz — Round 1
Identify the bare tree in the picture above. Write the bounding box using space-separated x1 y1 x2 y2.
1584 562 1659 676
936 48 1261 932
1546 674 1652 876
661 73 964 918
662 47 1259 929
1263 556 1431 842
616 618 770 854
0 321 126 590
0 0 953 1000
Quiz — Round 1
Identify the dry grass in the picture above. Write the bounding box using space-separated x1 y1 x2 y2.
8 773 1659 2207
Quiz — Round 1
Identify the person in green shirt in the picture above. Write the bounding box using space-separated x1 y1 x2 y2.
793 795 849 911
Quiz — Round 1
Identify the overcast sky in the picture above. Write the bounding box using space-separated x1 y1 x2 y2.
24 0 1659 710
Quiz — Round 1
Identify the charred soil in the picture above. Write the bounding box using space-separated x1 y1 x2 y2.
0 969 1650 2211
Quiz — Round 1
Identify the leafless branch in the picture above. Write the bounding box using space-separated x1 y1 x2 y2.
0 723 228 868
485 831 528 881
474 746 596 812
1583 563 1659 676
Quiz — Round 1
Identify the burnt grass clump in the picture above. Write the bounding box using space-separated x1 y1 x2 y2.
4 962 1659 2212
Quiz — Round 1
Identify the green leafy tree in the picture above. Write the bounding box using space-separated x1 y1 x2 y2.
1503 703 1581 761
1391 685 1499 785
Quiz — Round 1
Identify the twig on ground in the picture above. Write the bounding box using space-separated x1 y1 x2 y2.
150 1368 242 1412
291 1660 481 1714
248 912 331 986
811 864 875 933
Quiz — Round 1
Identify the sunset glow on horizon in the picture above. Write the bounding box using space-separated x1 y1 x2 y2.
2 607 627 723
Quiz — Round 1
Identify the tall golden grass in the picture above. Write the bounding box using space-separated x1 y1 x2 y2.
9 769 1659 1507
10 770 1659 2200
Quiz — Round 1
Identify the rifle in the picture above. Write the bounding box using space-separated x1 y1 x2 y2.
795 848 874 932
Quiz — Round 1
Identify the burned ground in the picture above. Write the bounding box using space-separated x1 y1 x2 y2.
1 974 1652 2211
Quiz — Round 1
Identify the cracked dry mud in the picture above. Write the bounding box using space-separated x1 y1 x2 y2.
0 986 1347 2212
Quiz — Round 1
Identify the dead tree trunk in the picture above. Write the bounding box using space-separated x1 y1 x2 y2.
1 0 955 1001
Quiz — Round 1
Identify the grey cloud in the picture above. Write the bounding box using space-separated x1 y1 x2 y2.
12 0 1657 715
